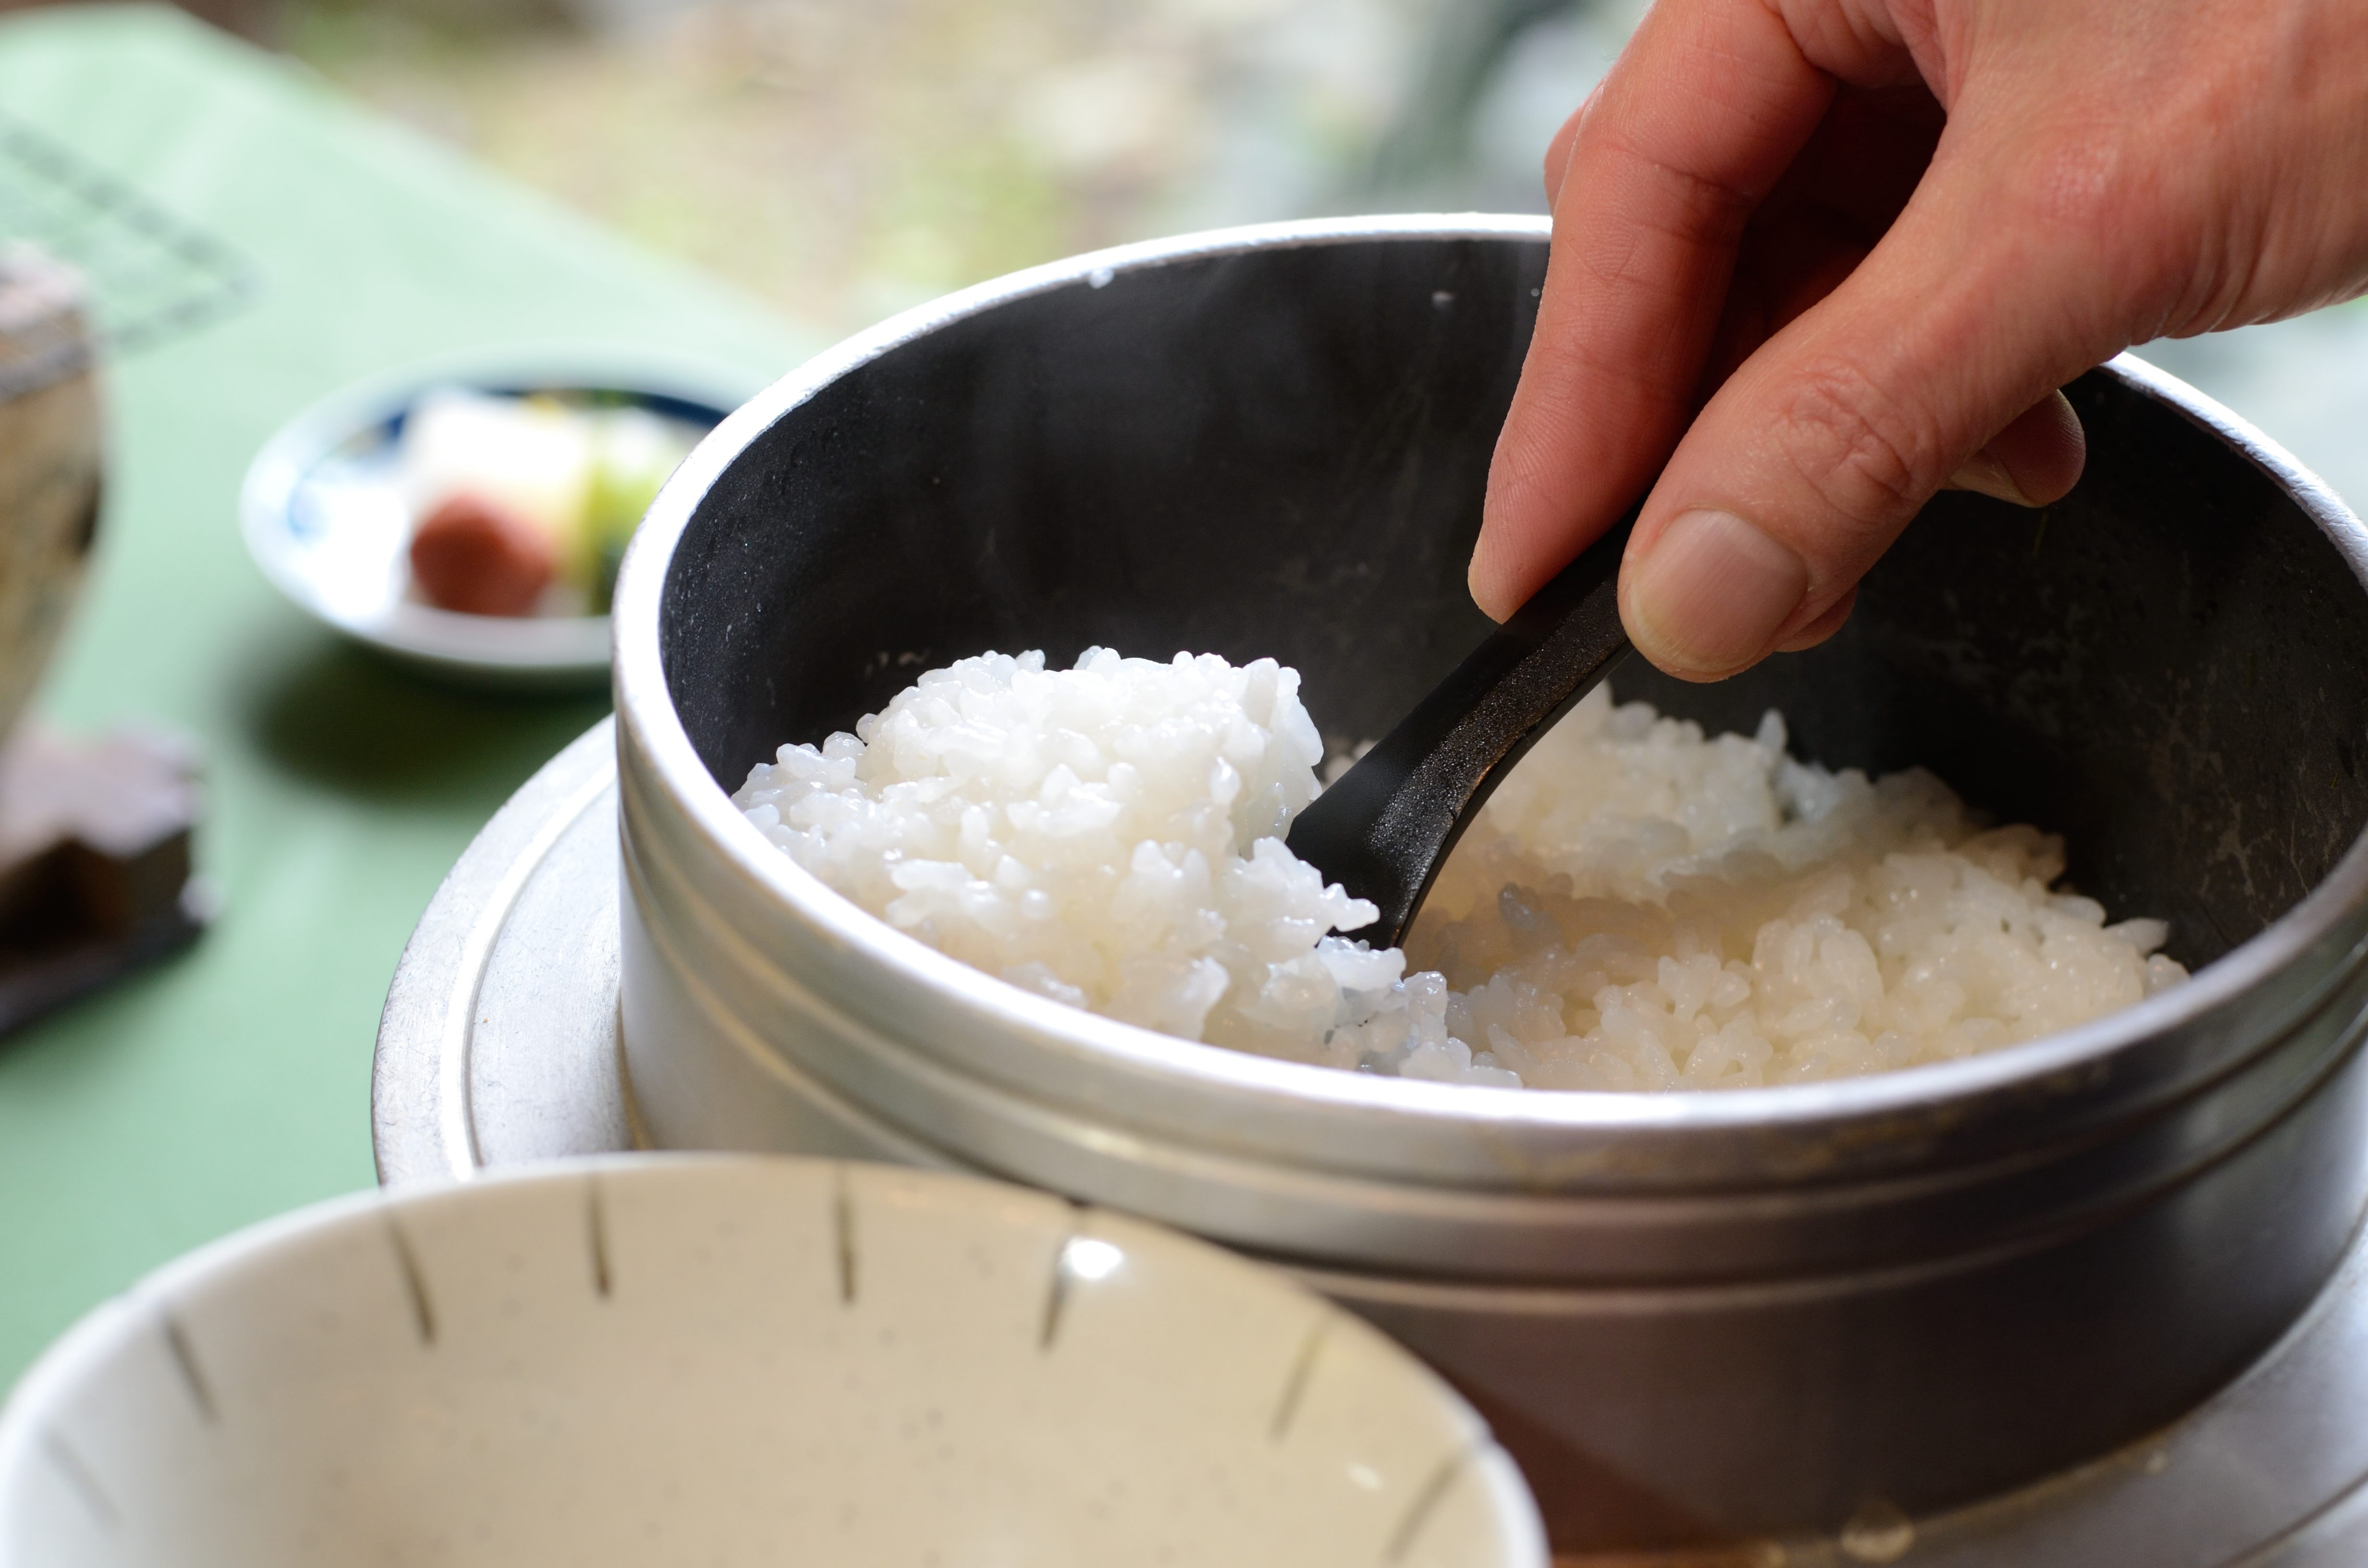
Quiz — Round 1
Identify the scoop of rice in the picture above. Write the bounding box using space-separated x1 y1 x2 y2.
733 649 2186 1091
731 648 1418 1054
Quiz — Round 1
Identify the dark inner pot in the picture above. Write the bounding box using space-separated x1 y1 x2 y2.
662 236 2368 970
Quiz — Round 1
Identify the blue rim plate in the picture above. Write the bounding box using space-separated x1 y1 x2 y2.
239 346 758 691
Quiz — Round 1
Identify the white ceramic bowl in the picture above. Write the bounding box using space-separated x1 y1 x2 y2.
0 1155 1544 1568
239 347 754 691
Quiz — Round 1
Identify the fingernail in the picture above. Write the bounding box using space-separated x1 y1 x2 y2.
1626 509 1808 677
1948 447 2033 505
1467 532 1517 623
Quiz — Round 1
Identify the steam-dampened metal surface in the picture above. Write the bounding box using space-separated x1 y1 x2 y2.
371 733 2368 1566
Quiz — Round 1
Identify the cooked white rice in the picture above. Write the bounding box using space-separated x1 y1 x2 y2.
733 648 2186 1090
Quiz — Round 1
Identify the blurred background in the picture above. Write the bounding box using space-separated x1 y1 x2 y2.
12 0 2347 490
237 0 1649 333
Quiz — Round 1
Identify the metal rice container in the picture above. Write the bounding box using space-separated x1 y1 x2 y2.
610 216 2368 1552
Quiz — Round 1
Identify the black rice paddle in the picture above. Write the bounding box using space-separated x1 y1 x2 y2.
1283 511 1639 950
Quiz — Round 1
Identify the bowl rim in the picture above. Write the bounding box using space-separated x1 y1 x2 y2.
0 1152 1547 1568
239 342 759 676
612 212 2368 1141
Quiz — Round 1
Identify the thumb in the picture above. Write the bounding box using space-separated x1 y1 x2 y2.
1617 156 2100 681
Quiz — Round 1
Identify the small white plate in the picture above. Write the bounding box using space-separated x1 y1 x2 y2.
0 1155 1543 1568
240 348 756 692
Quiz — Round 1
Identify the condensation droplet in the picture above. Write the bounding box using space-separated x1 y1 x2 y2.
1087 267 1115 289
1840 1498 1915 1563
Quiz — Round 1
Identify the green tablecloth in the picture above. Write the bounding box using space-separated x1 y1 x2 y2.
0 3 815 1387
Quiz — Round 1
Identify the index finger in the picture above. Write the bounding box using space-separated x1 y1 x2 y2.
1470 0 1846 620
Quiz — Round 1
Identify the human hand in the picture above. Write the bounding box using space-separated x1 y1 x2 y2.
1472 0 2368 679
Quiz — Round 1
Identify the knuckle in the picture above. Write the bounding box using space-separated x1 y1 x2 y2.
1992 126 2183 329
1773 356 1939 536
2013 131 2141 234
